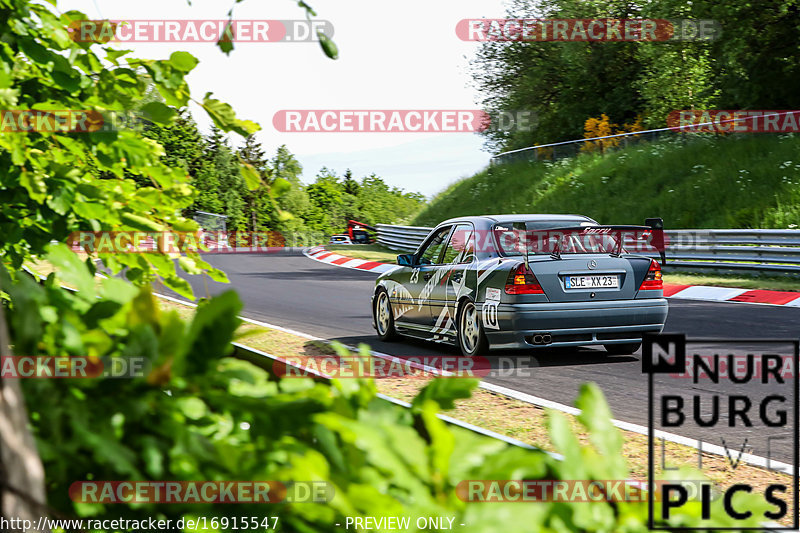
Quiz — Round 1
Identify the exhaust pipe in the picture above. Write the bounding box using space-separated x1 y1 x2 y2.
530 334 553 345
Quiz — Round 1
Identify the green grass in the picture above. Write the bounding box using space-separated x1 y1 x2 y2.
326 244 399 263
412 133 800 229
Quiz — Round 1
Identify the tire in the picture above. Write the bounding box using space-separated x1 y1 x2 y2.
457 300 489 357
373 289 397 341
604 342 642 355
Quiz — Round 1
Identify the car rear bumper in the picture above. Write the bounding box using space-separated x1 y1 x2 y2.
485 298 668 349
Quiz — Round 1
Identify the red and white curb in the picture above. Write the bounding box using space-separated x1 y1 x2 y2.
664 284 800 306
305 246 395 274
306 247 800 307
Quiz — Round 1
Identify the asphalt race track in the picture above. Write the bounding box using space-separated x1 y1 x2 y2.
169 252 800 464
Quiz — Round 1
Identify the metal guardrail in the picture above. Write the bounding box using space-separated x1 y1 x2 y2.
375 224 432 252
490 111 798 166
377 225 800 275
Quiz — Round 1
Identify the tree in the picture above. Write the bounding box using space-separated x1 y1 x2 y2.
238 134 270 231
205 126 248 231
471 0 800 153
342 168 360 195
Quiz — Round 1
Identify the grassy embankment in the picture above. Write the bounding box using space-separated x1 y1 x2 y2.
412 134 800 229
355 134 800 290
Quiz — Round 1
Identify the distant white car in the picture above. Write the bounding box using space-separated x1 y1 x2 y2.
329 235 353 245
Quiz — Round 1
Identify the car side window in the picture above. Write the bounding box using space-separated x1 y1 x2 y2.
418 226 452 265
441 224 475 264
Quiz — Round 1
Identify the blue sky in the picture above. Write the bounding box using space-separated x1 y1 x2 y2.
61 0 508 197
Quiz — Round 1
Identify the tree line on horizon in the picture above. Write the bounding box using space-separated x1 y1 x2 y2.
141 111 426 236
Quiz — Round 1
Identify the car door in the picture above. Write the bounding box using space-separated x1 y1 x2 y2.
397 225 453 333
428 223 476 339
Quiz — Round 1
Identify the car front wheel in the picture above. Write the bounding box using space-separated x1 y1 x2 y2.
457 300 489 357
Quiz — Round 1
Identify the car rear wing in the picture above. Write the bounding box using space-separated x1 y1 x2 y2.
516 219 667 264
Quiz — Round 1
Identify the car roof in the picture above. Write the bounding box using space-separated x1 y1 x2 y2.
439 214 596 225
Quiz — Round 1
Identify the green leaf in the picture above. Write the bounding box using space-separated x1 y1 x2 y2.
20 170 47 203
201 92 260 137
47 185 75 215
239 162 262 191
104 48 132 65
269 177 292 197
298 1 317 16
45 243 97 298
547 410 586 479
177 397 208 420
140 102 176 124
169 51 199 72
216 22 235 55
575 382 627 477
411 378 478 412
419 399 454 489
179 290 242 373
276 209 293 222
318 31 338 59
121 212 165 232
178 256 202 275
162 275 194 299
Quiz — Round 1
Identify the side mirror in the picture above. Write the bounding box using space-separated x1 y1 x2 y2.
397 254 414 267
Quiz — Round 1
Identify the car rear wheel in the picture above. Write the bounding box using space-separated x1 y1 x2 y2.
374 289 397 341
457 300 488 357
604 342 641 355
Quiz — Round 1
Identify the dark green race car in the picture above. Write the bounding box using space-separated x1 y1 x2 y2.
372 214 668 357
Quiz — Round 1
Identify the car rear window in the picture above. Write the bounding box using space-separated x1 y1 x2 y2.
493 220 599 256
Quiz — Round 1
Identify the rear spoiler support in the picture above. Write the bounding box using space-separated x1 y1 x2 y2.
645 218 666 264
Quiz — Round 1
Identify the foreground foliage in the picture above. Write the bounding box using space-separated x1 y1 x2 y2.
9 259 769 531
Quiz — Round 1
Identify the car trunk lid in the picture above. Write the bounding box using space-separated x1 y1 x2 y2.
528 254 639 302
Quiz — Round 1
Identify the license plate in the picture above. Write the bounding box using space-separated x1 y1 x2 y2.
565 275 619 289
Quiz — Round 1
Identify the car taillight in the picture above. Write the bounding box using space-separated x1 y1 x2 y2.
639 259 663 290
505 263 544 294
